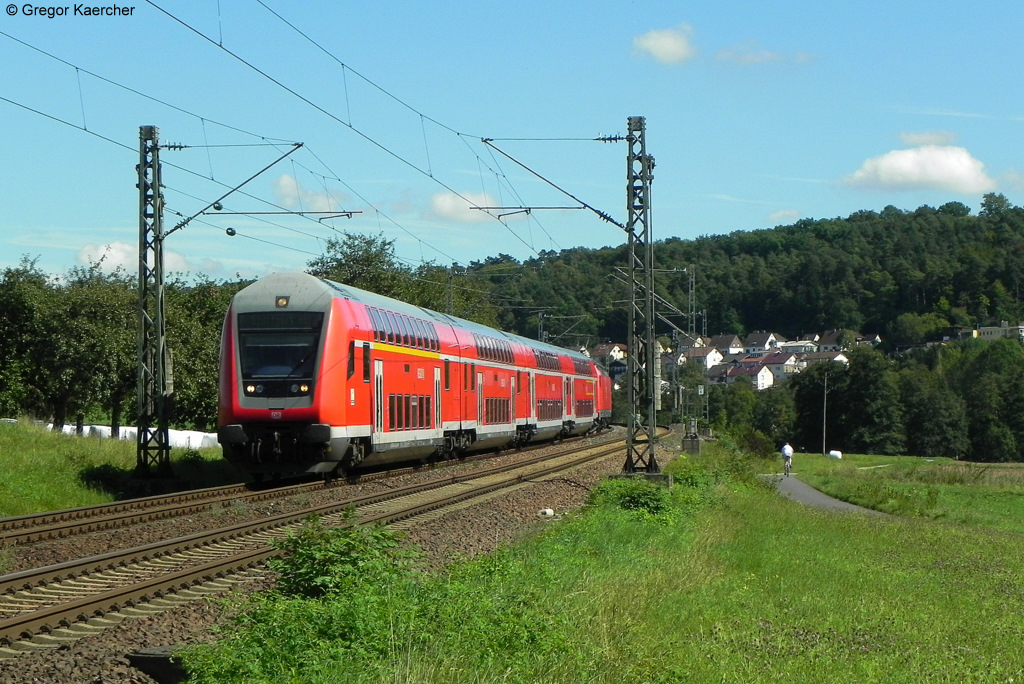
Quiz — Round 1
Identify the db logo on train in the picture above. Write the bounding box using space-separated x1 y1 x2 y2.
271 411 283 420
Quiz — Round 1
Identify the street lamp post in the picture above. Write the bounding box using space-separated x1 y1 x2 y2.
822 372 829 456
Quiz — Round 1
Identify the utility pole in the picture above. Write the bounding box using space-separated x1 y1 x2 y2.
622 116 660 474
135 125 172 476
687 264 696 339
822 372 829 456
134 129 304 478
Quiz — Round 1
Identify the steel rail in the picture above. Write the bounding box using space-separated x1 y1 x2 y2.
0 440 623 649
0 432 618 546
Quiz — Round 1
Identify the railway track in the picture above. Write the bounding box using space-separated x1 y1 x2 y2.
0 432 619 548
0 437 625 655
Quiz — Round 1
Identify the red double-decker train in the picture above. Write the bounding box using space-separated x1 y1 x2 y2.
217 272 612 477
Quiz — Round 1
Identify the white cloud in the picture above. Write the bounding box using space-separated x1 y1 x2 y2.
77 240 194 274
716 40 783 65
899 131 956 146
429 191 503 223
844 145 996 194
273 174 348 213
633 25 696 64
769 209 802 224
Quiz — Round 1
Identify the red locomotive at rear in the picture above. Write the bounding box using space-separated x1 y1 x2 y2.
217 272 611 478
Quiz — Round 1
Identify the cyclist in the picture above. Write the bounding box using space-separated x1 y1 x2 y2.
781 443 794 476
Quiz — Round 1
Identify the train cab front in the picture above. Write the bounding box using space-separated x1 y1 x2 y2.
218 277 348 476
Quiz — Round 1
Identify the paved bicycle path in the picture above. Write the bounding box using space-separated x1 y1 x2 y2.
766 473 886 515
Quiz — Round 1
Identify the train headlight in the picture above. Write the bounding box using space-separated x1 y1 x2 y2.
256 384 264 394
245 384 256 394
290 383 300 394
300 383 310 393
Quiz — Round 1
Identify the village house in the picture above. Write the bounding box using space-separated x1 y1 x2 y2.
684 346 724 371
706 333 744 355
743 331 786 356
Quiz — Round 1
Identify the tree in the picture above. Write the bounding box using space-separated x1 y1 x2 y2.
980 192 1012 218
752 385 796 447
0 259 51 417
164 276 251 431
841 347 905 454
63 263 137 435
306 232 411 299
897 369 969 459
789 361 847 454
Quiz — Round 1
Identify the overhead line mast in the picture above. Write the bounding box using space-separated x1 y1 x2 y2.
136 125 172 476
622 116 660 474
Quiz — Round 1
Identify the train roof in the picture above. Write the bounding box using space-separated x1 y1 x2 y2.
249 272 593 364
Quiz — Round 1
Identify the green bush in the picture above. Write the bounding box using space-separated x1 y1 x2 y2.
589 477 671 516
268 514 421 599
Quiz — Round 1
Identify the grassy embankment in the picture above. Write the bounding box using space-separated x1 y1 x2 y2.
179 441 1024 683
790 449 1024 534
0 420 238 519
4 421 1024 681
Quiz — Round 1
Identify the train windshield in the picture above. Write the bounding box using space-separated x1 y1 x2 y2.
237 312 324 379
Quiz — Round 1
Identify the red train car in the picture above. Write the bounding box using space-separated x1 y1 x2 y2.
217 272 611 477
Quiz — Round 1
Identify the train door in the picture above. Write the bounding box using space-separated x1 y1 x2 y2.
476 371 484 425
373 359 384 433
565 377 572 418
510 375 516 424
434 367 441 429
530 373 536 422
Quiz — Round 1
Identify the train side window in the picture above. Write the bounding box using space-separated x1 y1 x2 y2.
347 340 355 379
444 360 450 390
407 316 417 348
368 308 382 343
409 319 420 349
362 342 371 382
516 370 521 394
414 319 426 349
404 394 411 429
471 363 476 390
424 396 431 427
398 315 411 347
388 394 396 430
393 314 405 346
382 311 396 344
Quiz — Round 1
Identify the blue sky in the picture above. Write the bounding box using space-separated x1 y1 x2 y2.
2 1 1022 280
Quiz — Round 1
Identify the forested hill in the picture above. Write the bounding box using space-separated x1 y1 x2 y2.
472 194 1024 347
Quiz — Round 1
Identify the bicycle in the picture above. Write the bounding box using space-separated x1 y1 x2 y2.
784 457 792 477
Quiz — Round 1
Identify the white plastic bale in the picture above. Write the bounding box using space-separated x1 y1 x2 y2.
828 450 843 459
88 425 112 438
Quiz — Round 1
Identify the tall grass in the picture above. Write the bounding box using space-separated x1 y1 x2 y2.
0 420 239 517
794 450 1024 533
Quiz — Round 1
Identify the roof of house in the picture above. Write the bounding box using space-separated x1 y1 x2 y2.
685 346 722 359
760 351 798 364
590 342 626 357
744 331 788 347
802 351 848 363
818 329 859 346
708 334 743 349
728 365 771 378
